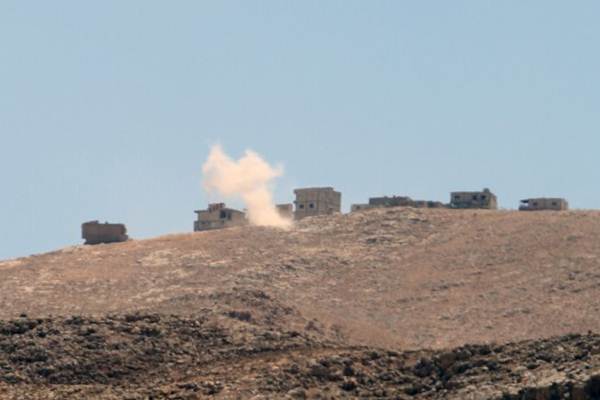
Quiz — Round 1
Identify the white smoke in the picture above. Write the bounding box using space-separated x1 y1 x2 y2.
202 145 293 229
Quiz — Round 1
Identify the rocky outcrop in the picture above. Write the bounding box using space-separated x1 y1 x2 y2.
2 313 600 399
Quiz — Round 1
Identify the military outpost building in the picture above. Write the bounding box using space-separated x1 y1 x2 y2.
350 203 375 212
276 203 294 220
194 203 246 231
450 188 498 210
351 195 445 212
519 198 569 211
294 187 341 220
82 221 128 245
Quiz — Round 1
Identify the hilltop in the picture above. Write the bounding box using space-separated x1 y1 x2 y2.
3 208 600 348
2 208 600 398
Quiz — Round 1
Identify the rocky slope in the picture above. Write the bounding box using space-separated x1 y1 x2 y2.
1 312 600 399
2 208 600 398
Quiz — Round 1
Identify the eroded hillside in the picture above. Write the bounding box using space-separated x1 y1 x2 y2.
2 312 600 399
2 208 600 350
3 208 600 398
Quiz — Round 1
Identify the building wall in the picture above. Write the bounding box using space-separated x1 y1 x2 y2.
82 221 128 245
369 196 412 207
276 203 294 220
194 206 246 231
351 204 377 212
519 198 569 211
450 190 497 209
294 187 341 220
413 200 446 208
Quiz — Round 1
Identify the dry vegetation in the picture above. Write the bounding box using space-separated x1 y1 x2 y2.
2 208 600 398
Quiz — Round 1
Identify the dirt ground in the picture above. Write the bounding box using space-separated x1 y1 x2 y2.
2 208 600 398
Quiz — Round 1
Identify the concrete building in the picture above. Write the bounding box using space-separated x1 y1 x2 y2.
276 203 294 220
411 200 446 208
519 198 569 211
369 196 445 209
194 203 246 231
294 187 341 220
450 188 497 210
351 203 377 212
369 196 413 207
82 221 128 245
351 196 445 212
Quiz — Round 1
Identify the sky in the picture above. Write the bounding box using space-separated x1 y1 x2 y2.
1 1 599 260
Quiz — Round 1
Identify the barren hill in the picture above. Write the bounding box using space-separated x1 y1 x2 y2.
2 208 600 349
3 208 600 398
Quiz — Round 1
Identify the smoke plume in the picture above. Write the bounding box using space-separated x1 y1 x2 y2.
202 145 293 229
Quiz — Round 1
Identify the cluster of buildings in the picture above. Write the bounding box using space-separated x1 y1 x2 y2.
81 187 569 244
191 187 569 232
193 187 341 231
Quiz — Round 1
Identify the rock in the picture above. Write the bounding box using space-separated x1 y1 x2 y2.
286 387 306 399
309 363 330 379
1 312 600 399
342 365 355 377
413 358 435 378
436 351 456 370
227 311 253 322
340 379 357 391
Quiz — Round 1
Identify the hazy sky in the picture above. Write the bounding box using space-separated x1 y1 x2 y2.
1 2 599 260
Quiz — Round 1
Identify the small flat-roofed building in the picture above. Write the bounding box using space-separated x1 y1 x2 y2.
82 221 128 245
369 196 445 209
412 200 446 208
450 188 497 210
369 196 413 207
276 203 294 220
350 203 377 212
351 195 445 212
194 203 246 231
519 198 569 211
294 187 341 220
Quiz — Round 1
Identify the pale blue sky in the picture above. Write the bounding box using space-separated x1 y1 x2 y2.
1 2 599 260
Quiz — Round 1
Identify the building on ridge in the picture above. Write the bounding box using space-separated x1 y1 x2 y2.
450 188 497 210
519 198 569 211
293 187 341 220
351 195 445 212
194 203 246 231
369 196 445 209
276 203 294 220
351 203 376 212
82 221 128 245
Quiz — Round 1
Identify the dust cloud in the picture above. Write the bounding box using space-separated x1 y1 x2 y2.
202 145 293 229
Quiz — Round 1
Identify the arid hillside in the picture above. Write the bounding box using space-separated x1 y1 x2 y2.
2 208 600 350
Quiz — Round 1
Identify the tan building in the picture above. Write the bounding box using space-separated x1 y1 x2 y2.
82 221 128 245
294 187 341 220
351 195 445 212
369 196 445 209
450 188 497 209
194 203 246 231
276 203 294 220
351 203 376 212
519 198 569 211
